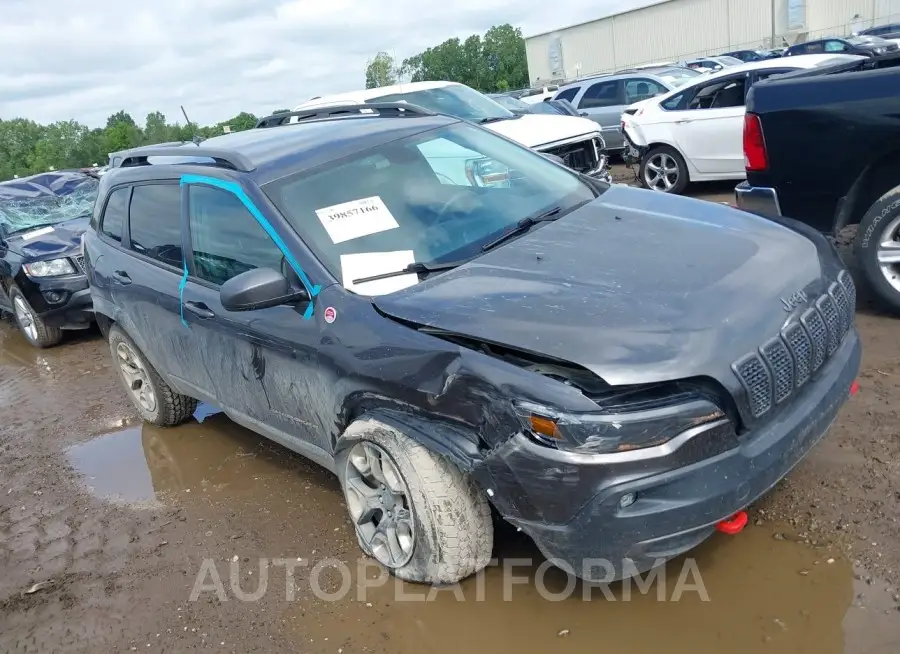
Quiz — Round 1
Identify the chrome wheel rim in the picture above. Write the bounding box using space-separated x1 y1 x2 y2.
877 214 900 294
13 296 38 342
344 442 415 568
644 153 680 192
115 341 157 413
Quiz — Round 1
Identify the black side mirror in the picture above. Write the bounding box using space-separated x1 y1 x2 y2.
220 267 309 312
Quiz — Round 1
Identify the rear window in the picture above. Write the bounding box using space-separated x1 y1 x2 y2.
128 184 183 268
100 187 129 243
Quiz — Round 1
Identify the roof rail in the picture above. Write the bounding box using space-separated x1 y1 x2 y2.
255 102 434 128
110 146 255 172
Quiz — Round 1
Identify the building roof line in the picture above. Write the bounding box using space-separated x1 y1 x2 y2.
524 0 674 39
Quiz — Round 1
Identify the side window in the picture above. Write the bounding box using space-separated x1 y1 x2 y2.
624 79 667 103
128 184 183 268
578 80 620 109
805 42 825 54
188 185 286 287
100 187 129 243
661 92 687 111
687 77 746 110
824 40 847 52
554 86 579 103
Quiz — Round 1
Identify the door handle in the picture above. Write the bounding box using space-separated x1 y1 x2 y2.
183 301 215 319
112 270 132 285
675 119 693 124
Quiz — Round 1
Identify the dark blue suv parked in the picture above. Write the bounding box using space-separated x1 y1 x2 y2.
1 171 97 347
83 103 861 585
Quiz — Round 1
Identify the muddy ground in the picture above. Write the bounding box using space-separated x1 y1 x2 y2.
1 175 899 653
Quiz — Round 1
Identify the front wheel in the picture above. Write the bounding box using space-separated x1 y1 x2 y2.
9 287 63 348
639 145 689 194
855 186 900 312
337 420 493 585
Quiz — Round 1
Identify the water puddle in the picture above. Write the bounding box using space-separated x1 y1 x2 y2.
67 404 329 505
283 524 900 654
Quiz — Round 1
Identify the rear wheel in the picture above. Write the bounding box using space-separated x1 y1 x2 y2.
9 287 63 348
108 325 197 426
337 419 493 585
640 145 689 194
856 186 900 312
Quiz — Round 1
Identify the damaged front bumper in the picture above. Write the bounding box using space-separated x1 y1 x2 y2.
473 329 861 581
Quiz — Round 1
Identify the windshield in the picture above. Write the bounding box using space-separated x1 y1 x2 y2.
265 122 597 295
488 94 530 112
717 56 744 65
654 67 701 87
0 173 99 235
850 35 887 44
370 84 515 123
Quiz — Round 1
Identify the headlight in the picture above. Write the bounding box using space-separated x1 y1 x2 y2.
23 258 76 278
874 47 885 54
515 394 730 454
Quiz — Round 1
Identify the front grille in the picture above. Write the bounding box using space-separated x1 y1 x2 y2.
73 255 86 275
732 272 856 419
539 137 600 174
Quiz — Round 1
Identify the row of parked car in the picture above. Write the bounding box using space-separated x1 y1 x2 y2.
0 46 891 588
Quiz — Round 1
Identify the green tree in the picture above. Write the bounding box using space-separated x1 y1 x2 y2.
396 23 528 92
144 111 172 145
0 118 45 180
365 52 398 89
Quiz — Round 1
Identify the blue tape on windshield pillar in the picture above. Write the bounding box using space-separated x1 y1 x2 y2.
179 174 321 320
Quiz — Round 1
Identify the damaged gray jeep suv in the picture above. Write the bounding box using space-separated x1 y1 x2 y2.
83 103 861 584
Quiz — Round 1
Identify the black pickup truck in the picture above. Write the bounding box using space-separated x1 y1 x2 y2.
736 54 900 310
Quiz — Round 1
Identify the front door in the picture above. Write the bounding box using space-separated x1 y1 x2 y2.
179 181 326 452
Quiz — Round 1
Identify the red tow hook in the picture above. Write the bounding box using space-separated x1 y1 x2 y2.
849 380 860 396
715 510 748 535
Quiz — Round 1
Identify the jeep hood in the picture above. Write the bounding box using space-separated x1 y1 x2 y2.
484 114 601 149
6 216 89 259
373 185 829 387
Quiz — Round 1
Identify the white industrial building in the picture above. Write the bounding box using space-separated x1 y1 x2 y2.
525 0 900 83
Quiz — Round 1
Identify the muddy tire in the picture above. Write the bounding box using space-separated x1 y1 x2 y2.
108 325 197 426
9 287 63 348
337 419 493 585
639 145 689 195
855 186 900 313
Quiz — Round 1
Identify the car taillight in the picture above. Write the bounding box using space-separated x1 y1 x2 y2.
743 113 768 171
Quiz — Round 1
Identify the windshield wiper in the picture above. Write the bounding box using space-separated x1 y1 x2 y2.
478 116 513 124
480 207 564 252
352 260 465 285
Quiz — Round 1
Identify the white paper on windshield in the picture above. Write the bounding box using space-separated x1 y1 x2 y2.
340 250 418 296
315 196 399 244
20 226 54 241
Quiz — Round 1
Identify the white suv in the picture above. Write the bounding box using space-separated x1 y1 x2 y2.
295 81 609 180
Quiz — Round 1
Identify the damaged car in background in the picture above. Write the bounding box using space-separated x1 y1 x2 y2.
290 81 611 183
0 171 97 347
84 103 860 584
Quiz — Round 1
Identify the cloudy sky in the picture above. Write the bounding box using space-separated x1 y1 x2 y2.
0 0 643 128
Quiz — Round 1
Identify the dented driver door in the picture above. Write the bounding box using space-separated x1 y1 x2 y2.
179 183 328 456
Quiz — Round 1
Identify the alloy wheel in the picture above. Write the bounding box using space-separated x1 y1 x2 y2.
13 296 38 342
877 214 900 294
344 442 415 568
115 341 157 413
644 152 680 192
